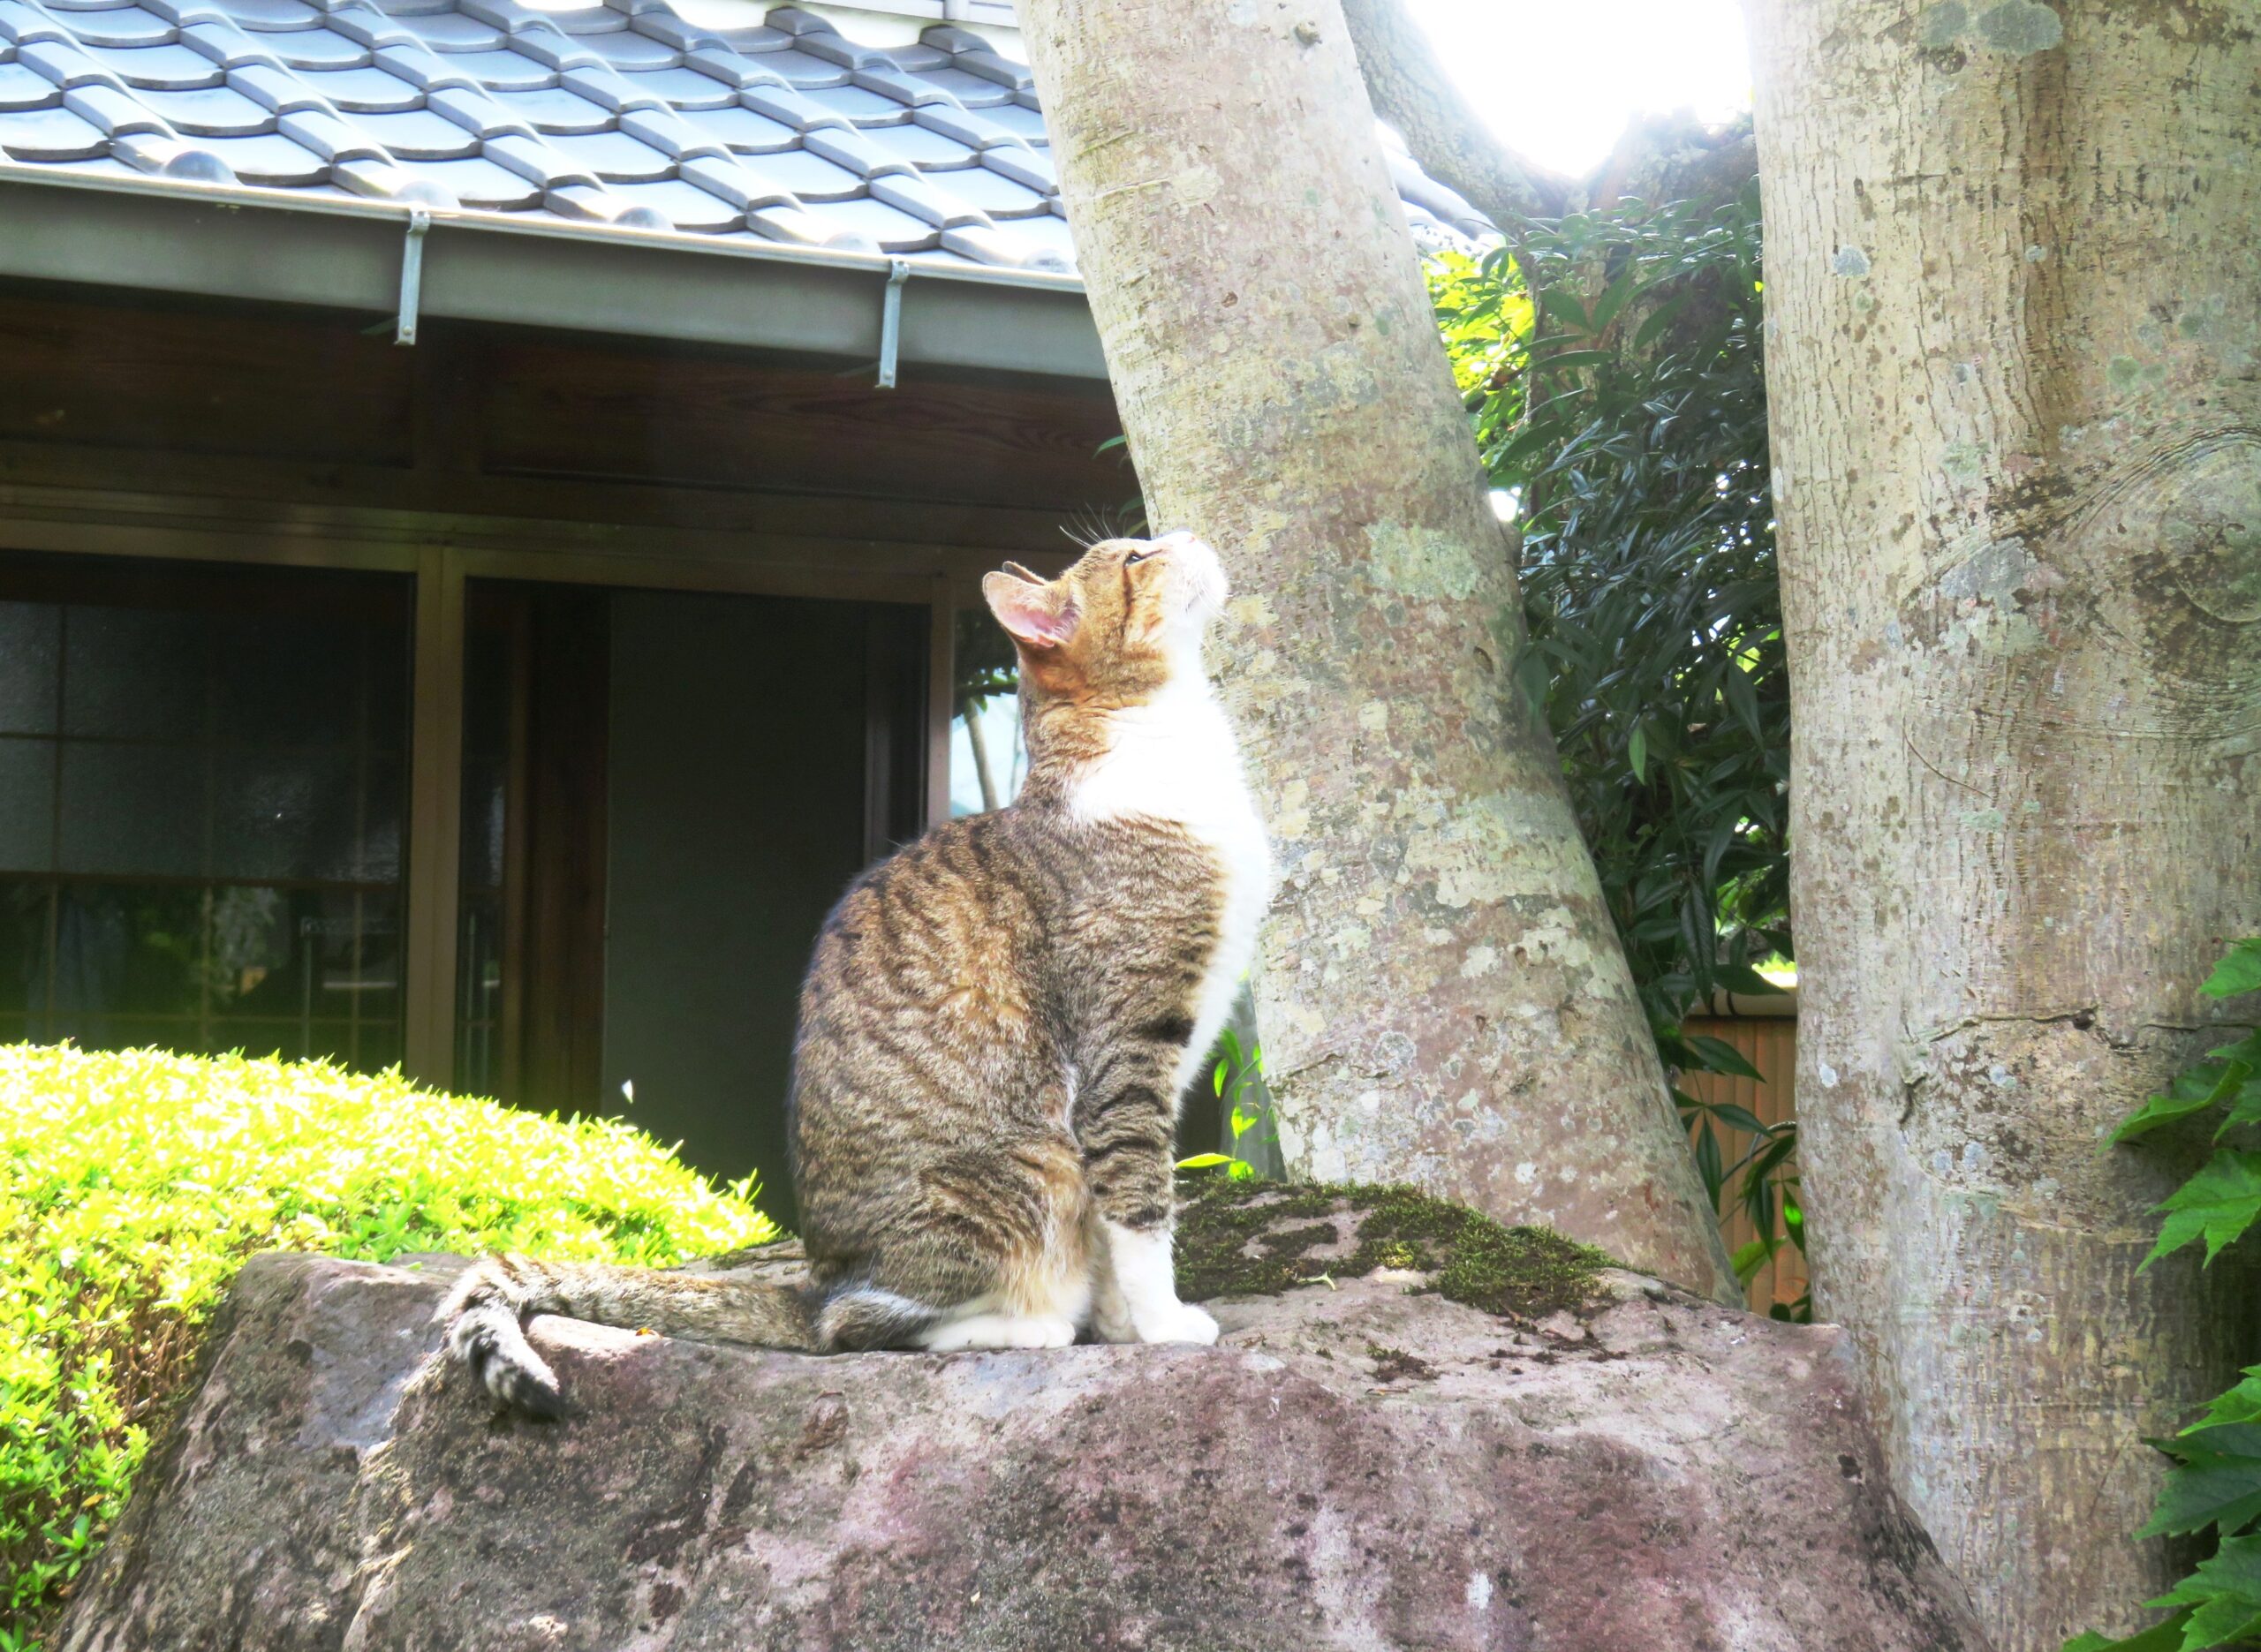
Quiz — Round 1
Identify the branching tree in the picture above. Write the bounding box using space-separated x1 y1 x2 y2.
1017 0 1737 1301
1744 4 2261 1647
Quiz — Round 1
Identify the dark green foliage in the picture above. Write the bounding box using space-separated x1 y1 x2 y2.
2068 939 2261 1652
1432 185 1799 1301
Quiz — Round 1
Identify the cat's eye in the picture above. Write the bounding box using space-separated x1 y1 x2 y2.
1123 549 1151 565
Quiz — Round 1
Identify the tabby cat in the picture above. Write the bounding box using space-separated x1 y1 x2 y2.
440 532 1273 1414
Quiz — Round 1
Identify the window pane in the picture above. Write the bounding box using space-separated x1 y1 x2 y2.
212 748 362 882
210 613 362 748
62 607 207 742
0 880 49 1015
0 738 55 872
51 885 204 1021
0 604 58 735
58 744 206 877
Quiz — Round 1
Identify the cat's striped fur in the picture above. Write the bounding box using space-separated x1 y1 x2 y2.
440 532 1272 1413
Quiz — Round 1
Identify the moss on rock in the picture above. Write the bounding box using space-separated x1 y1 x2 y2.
1172 1169 1615 1321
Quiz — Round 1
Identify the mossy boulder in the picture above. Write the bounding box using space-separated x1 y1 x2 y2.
59 1182 1986 1652
1172 1168 1614 1319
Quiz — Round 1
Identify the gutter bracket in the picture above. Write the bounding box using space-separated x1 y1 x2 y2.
876 257 911 388
394 206 431 347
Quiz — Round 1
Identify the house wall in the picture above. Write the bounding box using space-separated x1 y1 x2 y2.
0 274 1126 1098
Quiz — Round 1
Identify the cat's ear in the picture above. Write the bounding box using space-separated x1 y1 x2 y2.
983 571 1079 650
999 561 1045 586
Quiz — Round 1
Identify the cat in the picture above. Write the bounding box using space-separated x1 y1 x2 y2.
438 531 1274 1414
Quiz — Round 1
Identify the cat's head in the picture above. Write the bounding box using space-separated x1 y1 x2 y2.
980 532 1228 706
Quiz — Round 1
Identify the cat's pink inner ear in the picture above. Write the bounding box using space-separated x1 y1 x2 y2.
982 570 1078 649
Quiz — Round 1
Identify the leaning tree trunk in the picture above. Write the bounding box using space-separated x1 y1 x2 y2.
1018 0 1737 1301
1744 4 2261 1646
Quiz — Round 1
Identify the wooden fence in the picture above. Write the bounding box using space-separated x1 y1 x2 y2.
1680 1002 1805 1315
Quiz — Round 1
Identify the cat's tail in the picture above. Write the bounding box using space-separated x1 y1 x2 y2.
435 1254 820 1417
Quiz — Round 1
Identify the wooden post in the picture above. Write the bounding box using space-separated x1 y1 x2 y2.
403 543 467 1088
925 574 954 830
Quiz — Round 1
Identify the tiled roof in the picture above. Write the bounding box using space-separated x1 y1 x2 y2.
0 0 1496 275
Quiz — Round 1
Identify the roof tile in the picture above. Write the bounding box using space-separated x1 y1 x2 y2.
64 76 168 131
69 8 178 50
744 200 871 250
560 124 669 179
276 102 382 158
802 121 907 179
487 80 608 132
112 128 229 174
293 60 417 109
226 59 321 109
193 125 322 180
333 150 452 201
208 0 321 26
19 37 128 86
558 57 662 110
355 102 475 155
690 100 790 153
140 79 270 129
868 169 981 229
0 58 62 104
369 39 473 88
544 178 665 227
0 0 1495 281
598 172 735 230
2 100 106 155
0 1 69 45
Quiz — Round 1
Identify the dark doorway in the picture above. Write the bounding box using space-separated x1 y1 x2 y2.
457 582 927 1232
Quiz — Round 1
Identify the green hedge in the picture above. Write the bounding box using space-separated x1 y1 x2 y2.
0 1045 778 1647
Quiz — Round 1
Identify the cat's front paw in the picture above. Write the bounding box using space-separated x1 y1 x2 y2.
1133 1301 1219 1346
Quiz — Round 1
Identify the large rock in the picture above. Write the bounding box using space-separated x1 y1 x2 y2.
61 1189 1987 1652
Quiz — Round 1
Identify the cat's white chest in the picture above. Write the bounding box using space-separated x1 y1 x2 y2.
1068 678 1273 1095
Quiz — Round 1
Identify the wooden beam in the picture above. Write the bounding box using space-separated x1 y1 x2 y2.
403 543 467 1089
926 575 954 831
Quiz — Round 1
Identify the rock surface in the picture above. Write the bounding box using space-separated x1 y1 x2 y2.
61 1211 1987 1652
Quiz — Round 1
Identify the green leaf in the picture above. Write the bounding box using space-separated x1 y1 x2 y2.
1683 1034 1765 1082
2193 1370 2261 1432
1729 1234 1781 1286
2145 1150 2261 1268
2114 1061 2250 1145
1531 348 1621 372
1589 268 1639 334
1630 288 1697 351
1698 1101 1773 1135
2144 1424 2261 1539
2059 1611 2192 1652
1175 1153 1233 1170
2151 1534 2261 1648
1535 284 1592 333
2204 939 2261 999
1628 724 1648 782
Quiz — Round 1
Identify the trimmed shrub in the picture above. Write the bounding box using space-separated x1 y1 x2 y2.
0 1045 777 1645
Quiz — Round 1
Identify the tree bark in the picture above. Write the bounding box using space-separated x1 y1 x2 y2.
1744 4 2261 1646
1018 0 1738 1303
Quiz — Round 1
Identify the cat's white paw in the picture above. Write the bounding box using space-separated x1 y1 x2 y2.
921 1312 1078 1353
1132 1301 1219 1346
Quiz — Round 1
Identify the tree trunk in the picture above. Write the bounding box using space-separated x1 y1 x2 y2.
1743 4 2261 1645
1018 0 1737 1302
